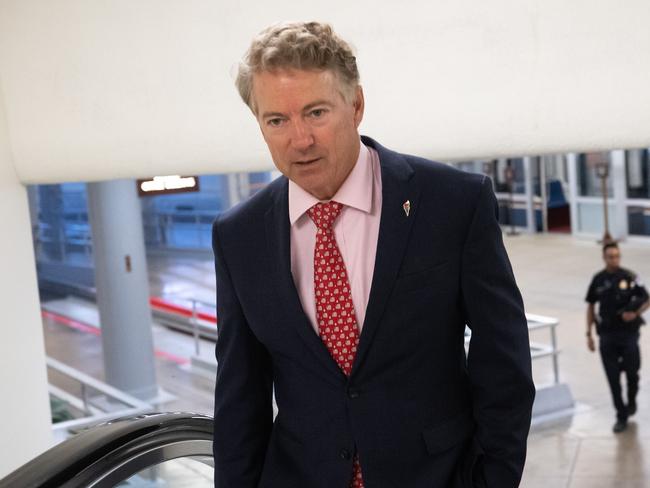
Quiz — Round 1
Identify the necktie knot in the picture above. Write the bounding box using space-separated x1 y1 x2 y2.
307 201 343 231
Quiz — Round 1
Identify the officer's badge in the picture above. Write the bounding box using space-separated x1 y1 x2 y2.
619 280 628 290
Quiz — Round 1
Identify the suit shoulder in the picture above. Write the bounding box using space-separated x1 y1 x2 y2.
408 155 485 185
363 136 486 194
400 154 488 207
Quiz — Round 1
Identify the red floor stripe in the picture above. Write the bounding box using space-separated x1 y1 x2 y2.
153 349 191 365
42 310 190 365
149 296 218 324
157 349 190 366
42 310 100 336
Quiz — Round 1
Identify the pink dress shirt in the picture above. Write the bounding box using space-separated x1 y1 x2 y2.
289 142 383 334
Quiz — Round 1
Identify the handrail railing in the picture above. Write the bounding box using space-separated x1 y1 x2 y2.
47 357 153 442
465 312 561 384
0 412 213 488
525 313 561 384
149 295 217 356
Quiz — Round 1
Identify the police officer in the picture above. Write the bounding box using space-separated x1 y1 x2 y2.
586 242 649 433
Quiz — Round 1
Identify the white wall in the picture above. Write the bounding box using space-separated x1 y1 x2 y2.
0 0 649 185
0 82 52 477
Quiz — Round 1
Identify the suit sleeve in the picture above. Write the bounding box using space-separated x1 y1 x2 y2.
212 218 273 487
460 177 536 487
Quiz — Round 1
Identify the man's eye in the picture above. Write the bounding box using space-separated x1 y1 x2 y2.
310 109 325 118
267 118 283 127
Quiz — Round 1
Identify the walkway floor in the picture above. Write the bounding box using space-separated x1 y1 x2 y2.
41 232 650 487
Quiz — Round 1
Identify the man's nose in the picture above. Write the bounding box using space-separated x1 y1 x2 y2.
289 120 314 151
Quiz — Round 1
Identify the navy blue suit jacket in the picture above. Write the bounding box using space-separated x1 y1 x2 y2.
212 137 535 487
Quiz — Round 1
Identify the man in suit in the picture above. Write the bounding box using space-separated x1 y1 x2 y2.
212 21 535 488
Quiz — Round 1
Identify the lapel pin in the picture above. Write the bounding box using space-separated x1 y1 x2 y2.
403 200 411 217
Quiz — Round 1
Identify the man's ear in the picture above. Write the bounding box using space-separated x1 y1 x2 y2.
353 85 365 128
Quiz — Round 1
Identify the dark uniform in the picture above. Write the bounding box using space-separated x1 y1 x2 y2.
586 268 649 422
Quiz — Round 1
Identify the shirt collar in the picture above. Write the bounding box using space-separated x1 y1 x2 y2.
288 141 374 225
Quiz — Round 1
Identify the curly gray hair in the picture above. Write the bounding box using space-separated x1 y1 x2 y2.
236 21 360 113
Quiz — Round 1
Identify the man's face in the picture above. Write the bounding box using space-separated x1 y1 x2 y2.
603 247 621 270
251 69 364 200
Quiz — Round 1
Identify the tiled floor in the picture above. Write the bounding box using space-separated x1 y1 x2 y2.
41 232 650 487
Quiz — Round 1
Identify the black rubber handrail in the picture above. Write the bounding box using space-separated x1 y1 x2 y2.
0 412 213 488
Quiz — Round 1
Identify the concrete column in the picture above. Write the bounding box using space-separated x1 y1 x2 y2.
567 153 579 236
0 81 52 477
610 150 628 240
626 149 643 189
523 157 535 233
87 180 158 400
227 174 241 208
539 157 549 233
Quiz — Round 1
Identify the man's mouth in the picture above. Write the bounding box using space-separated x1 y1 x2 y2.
294 157 320 165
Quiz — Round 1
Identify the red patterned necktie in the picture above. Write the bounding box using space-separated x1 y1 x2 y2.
307 201 364 488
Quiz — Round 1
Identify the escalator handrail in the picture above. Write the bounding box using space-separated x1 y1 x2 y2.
0 412 213 488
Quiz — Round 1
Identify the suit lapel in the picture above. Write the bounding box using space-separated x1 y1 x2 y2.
264 179 344 378
352 138 421 376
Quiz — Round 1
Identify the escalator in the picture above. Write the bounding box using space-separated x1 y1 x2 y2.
0 412 213 488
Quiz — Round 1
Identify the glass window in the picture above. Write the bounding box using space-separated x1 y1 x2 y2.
32 171 276 259
578 152 613 197
141 171 272 250
493 158 525 194
626 149 650 199
453 161 483 175
33 183 92 264
534 154 569 200
452 159 525 195
36 184 65 262
627 206 650 236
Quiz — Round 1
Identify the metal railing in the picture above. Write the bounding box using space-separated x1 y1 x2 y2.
0 412 213 488
465 312 561 384
150 296 217 356
525 313 561 385
188 298 218 355
47 357 153 442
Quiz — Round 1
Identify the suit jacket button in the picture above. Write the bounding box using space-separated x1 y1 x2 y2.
347 388 359 399
339 449 351 460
